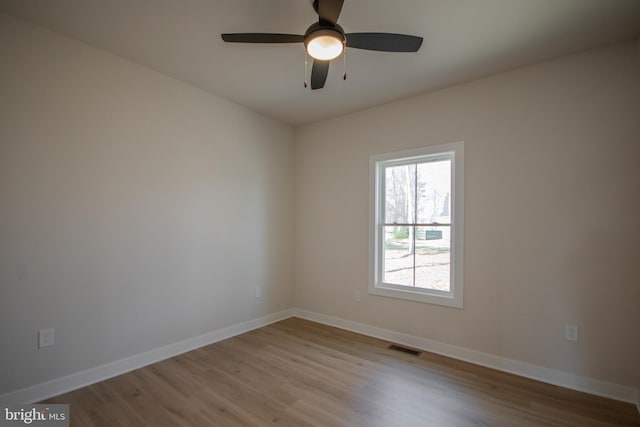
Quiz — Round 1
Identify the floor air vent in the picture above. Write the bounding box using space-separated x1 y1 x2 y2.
388 344 422 356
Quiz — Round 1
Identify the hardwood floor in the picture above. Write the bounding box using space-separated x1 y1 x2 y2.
43 317 640 426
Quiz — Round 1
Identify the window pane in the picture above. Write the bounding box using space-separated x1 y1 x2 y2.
416 159 451 224
414 226 450 291
384 164 416 225
382 225 414 286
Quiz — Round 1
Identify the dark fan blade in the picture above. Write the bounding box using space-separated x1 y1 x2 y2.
314 0 344 25
346 33 423 52
221 33 304 43
311 60 330 90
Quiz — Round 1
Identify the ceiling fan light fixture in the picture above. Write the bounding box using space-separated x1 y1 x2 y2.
305 28 345 61
221 0 423 90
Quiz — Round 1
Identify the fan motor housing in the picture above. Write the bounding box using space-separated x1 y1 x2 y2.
304 22 345 48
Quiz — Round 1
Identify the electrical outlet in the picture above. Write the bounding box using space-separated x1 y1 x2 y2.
354 290 361 302
255 286 261 299
564 324 578 342
39 328 54 348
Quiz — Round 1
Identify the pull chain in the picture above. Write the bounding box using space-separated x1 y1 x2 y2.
343 42 347 80
304 51 308 88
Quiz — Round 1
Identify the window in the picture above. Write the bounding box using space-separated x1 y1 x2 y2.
369 142 464 308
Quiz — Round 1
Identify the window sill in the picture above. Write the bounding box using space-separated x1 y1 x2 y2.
368 284 463 308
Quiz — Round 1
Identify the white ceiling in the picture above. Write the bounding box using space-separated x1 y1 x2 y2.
2 0 639 126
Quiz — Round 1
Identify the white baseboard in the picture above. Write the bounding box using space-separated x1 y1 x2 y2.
292 308 639 406
0 309 293 404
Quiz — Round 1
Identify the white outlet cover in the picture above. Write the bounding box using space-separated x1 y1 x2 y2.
38 328 54 348
564 324 578 342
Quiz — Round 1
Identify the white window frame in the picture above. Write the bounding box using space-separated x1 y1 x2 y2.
369 142 464 308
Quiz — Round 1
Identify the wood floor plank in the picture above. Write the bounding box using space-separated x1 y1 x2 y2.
42 317 640 426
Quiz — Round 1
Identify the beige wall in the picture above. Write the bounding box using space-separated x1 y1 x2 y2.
294 42 640 389
0 13 294 394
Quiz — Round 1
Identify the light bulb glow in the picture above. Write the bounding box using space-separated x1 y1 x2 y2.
306 35 344 60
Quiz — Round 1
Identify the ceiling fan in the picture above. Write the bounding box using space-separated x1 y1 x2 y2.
221 0 423 90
